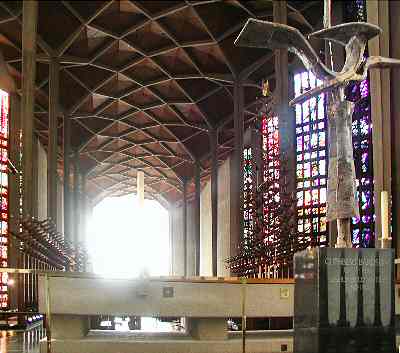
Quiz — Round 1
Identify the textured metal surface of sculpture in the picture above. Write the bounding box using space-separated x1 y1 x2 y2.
236 19 400 247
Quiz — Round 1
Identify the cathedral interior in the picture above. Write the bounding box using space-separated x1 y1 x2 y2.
0 0 398 352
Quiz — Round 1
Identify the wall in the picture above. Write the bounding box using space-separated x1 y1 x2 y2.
201 156 232 276
217 157 231 276
36 138 65 232
170 206 185 276
170 202 197 276
186 202 196 276
170 156 233 277
200 177 212 275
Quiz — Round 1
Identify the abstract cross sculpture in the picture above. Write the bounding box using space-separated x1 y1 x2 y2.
235 19 400 248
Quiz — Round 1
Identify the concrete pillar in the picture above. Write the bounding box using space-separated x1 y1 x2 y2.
217 157 232 277
170 206 185 276
63 114 71 241
186 201 196 276
201 158 233 277
32 133 39 218
273 1 296 251
80 172 87 248
48 58 59 226
194 160 201 275
72 151 80 248
230 82 244 263
182 178 188 277
170 200 197 277
169 210 174 275
367 0 391 247
37 139 48 220
200 186 212 277
389 0 400 272
210 129 218 276
21 0 38 218
56 176 64 233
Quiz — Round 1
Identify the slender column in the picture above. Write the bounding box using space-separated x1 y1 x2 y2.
273 2 295 192
48 59 59 225
326 1 344 246
273 1 297 252
182 178 188 277
72 151 80 248
390 0 400 274
210 129 218 276
367 0 391 247
80 172 87 248
63 114 71 241
194 160 201 275
32 133 38 218
230 82 244 262
169 210 174 275
21 0 38 218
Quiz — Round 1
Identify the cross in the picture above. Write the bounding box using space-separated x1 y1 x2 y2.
235 19 400 248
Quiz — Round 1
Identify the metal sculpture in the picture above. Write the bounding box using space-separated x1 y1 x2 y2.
235 19 400 247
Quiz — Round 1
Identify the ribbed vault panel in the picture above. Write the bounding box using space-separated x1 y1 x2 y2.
0 0 322 205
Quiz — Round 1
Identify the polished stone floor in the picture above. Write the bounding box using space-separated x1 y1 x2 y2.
0 326 44 353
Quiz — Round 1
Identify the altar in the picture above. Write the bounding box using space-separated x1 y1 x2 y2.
38 273 294 353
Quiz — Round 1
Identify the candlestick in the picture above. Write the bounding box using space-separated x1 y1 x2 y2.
381 191 389 240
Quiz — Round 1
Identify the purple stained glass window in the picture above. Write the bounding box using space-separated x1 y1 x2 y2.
294 71 328 247
344 0 375 247
346 78 375 247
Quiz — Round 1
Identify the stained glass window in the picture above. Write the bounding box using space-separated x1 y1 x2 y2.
262 114 280 247
238 113 282 277
243 147 254 245
294 72 328 247
0 90 9 309
345 0 375 247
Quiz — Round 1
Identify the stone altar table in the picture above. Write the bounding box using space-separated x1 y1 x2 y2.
38 274 294 353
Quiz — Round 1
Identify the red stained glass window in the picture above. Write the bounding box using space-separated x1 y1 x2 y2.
0 90 9 308
262 115 280 246
243 146 254 244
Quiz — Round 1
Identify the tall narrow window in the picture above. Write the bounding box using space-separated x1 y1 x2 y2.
346 79 374 247
294 72 328 247
262 114 280 253
345 0 375 247
243 147 253 246
0 90 9 309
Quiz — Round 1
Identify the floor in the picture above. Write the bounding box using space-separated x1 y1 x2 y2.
0 326 44 353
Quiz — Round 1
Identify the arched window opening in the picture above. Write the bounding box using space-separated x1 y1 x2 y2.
88 194 170 278
87 194 178 332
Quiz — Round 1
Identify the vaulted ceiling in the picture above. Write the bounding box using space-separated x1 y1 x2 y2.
0 0 322 206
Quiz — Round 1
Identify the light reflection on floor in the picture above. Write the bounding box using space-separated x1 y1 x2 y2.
0 326 44 353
